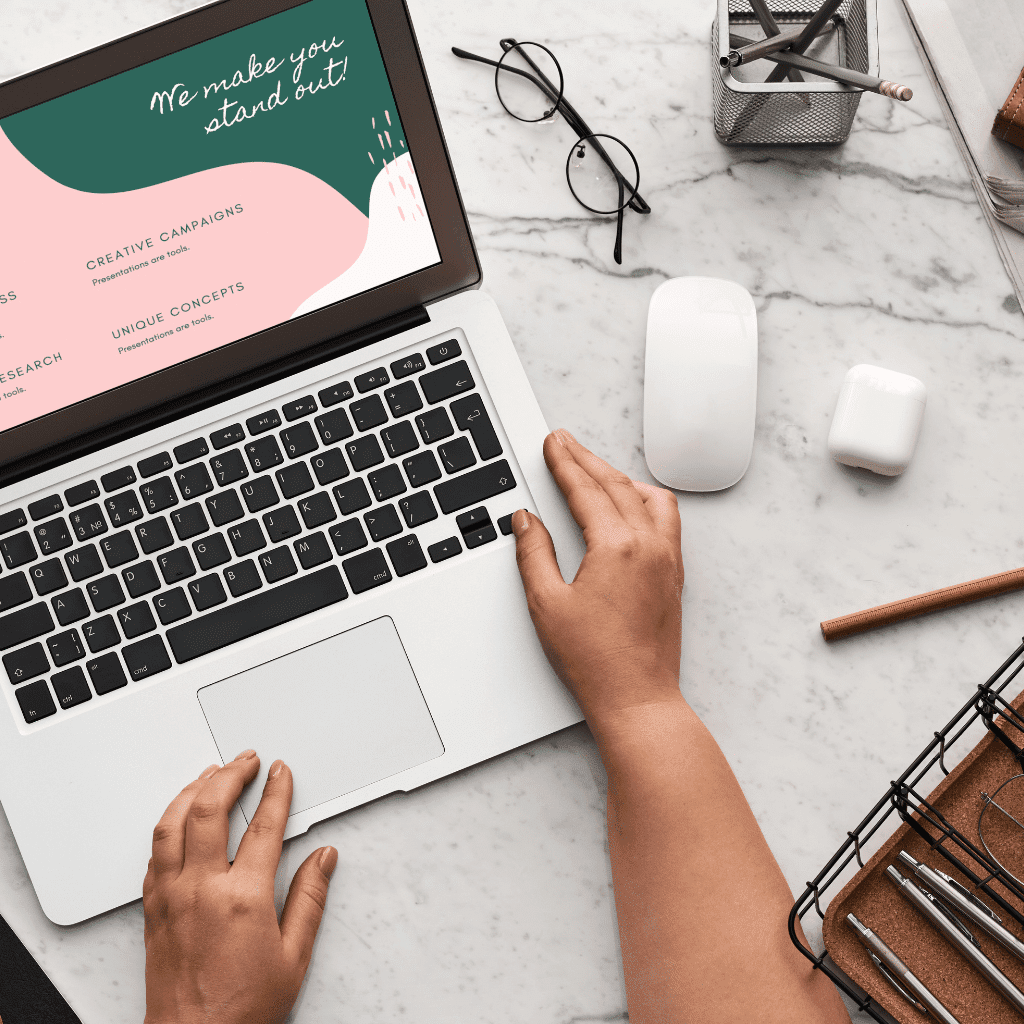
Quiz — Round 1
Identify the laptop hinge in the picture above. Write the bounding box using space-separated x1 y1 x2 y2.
0 304 430 491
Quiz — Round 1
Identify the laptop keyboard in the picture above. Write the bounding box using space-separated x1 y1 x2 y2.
0 337 521 726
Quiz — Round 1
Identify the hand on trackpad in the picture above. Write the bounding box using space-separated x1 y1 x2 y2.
198 616 443 820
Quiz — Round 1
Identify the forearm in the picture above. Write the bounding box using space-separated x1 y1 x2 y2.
589 691 848 1024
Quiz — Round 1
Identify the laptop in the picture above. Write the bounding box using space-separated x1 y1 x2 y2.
0 0 585 926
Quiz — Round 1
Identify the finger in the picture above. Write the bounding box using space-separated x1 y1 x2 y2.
150 763 220 878
512 509 567 601
631 480 682 547
232 760 292 883
281 846 338 970
543 432 622 535
183 750 260 872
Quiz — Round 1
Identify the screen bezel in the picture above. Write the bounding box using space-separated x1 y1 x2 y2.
0 0 479 473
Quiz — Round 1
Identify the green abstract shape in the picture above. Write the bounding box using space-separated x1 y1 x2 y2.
1 0 405 215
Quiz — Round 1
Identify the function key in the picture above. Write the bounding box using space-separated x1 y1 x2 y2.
247 410 281 435
139 452 173 478
318 381 353 407
101 466 137 493
65 480 100 507
28 495 63 521
16 680 56 724
355 368 390 393
283 396 317 422
174 438 209 464
426 339 462 365
391 353 425 379
211 423 245 450
0 509 27 535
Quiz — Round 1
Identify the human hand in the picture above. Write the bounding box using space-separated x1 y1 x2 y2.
143 751 337 1024
512 429 684 729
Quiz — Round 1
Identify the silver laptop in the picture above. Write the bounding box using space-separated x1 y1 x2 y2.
0 0 584 925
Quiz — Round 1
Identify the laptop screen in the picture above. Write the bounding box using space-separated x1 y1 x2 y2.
0 0 442 438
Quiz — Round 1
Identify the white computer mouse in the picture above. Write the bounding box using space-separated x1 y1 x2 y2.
643 277 757 492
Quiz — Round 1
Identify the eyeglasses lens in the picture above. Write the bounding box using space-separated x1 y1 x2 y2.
979 773 1024 886
566 134 639 215
495 42 563 123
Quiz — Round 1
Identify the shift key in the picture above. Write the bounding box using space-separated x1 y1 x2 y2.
0 602 55 651
433 460 516 515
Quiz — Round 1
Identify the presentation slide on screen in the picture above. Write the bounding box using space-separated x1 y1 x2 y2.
0 0 440 435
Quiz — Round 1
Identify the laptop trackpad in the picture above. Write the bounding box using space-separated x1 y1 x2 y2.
198 616 444 820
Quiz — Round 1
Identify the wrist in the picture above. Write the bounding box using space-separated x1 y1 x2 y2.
584 686 696 769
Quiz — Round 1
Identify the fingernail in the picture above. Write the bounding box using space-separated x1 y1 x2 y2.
511 509 529 536
199 763 219 780
319 846 338 879
233 748 257 761
270 759 284 778
553 428 575 447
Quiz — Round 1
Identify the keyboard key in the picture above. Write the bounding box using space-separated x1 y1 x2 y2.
241 478 279 514
329 519 368 556
259 546 298 584
157 548 197 585
384 381 423 418
87 652 128 695
171 503 210 541
118 602 157 639
438 437 477 475
209 449 248 486
51 587 89 626
350 394 388 432
416 407 454 444
154 589 191 625
399 492 438 528
263 506 301 544
52 666 92 709
69 504 108 542
283 395 318 421
403 451 441 488
247 410 281 435
34 517 73 555
175 463 214 499
140 477 178 514
364 504 402 542
457 507 490 532
434 460 517 515
298 492 337 530
174 437 209 464
314 408 354 444
342 549 392 594
426 339 461 365
187 575 227 612
206 490 245 527
333 478 372 516
428 536 462 563
0 602 54 650
0 572 31 612
464 524 497 549
368 465 407 502
245 436 284 472
101 466 137 493
318 381 353 407
104 489 144 528
138 452 173 478
294 532 332 569
387 534 427 577
30 559 68 596
277 462 315 498
122 634 172 681
224 560 262 597
65 545 103 581
211 423 245 450
100 531 139 568
2 531 36 569
169 565 347 663
0 509 27 535
65 480 100 506
355 367 389 393
420 360 475 405
391 353 425 378
497 513 514 536
87 574 126 612
3 643 48 684
227 520 266 557
136 517 174 554
311 449 348 486
345 435 385 472
193 534 231 571
280 421 319 459
28 494 63 521
83 616 120 653
16 680 56 723
451 393 503 461
122 560 160 598
47 628 85 666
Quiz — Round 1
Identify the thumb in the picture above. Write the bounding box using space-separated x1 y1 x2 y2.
512 509 565 600
281 846 337 970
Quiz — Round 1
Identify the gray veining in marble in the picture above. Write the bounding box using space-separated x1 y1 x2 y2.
2 0 1023 1020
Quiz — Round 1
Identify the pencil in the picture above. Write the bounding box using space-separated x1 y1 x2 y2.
722 26 805 66
764 0 846 83
819 566 1024 641
747 0 805 83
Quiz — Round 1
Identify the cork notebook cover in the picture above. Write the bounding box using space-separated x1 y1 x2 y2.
822 689 1024 1024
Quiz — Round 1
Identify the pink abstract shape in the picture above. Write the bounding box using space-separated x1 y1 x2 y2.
398 207 405 221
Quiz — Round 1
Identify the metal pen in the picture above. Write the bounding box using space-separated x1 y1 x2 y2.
898 851 1024 964
887 865 1024 1014
846 913 962 1024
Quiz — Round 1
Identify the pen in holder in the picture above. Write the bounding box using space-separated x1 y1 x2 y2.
712 0 878 146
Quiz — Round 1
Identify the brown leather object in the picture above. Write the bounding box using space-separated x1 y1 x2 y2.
993 66 1024 150
822 689 1024 1023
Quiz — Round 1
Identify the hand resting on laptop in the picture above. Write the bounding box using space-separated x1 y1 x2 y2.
141 430 847 1024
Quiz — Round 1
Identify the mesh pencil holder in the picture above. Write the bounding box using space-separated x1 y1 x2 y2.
712 0 878 146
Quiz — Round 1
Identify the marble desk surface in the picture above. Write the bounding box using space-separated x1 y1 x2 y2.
2 0 1023 1020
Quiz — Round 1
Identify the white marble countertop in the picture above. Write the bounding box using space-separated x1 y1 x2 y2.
2 0 1023 1020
